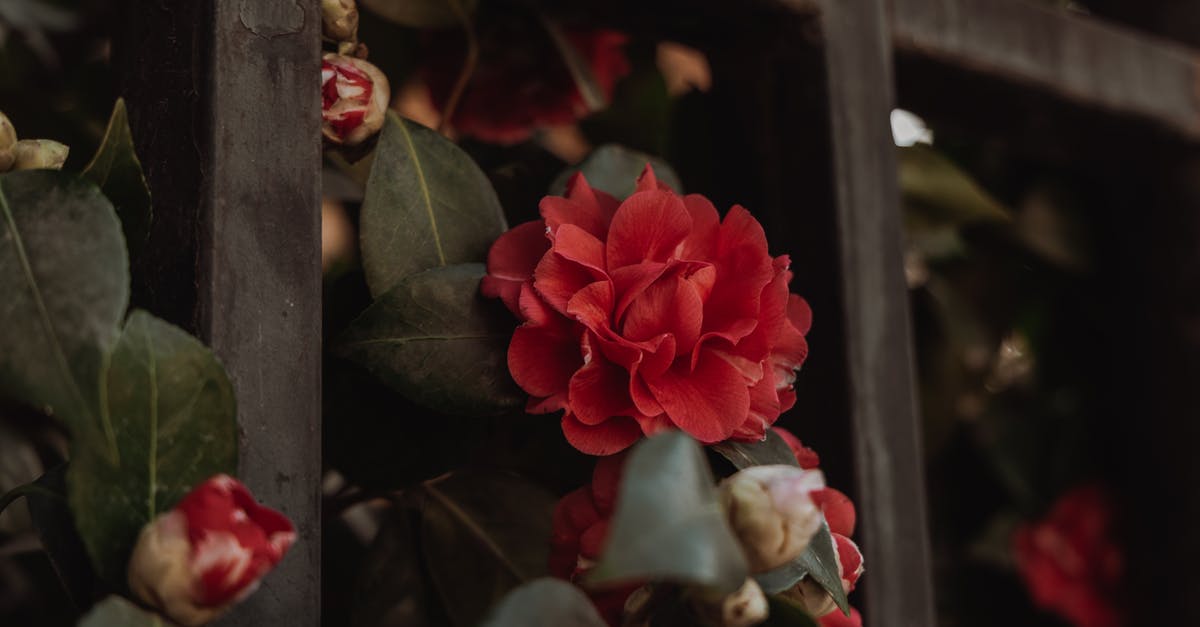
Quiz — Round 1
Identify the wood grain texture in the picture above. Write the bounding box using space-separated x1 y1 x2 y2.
203 0 322 624
890 0 1200 143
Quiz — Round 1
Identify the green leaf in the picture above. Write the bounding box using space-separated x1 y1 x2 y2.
899 145 1010 231
419 471 556 627
359 0 477 28
77 596 164 627
360 113 507 297
710 429 798 470
760 597 820 627
481 578 607 627
549 144 683 201
588 432 748 594
68 310 238 586
752 522 849 614
0 170 129 432
335 263 522 416
82 99 152 259
28 465 98 607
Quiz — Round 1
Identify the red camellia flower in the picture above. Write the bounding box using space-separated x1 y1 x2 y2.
820 607 863 627
423 25 630 144
127 475 296 626
549 453 638 625
1013 485 1124 627
483 167 812 455
322 53 390 147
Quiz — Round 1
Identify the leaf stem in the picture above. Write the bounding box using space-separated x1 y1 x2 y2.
437 0 478 136
0 482 64 517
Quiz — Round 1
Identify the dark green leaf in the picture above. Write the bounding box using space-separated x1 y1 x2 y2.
899 145 1009 231
420 471 555 627
753 522 849 614
481 578 606 627
28 465 97 608
359 0 477 28
549 144 682 200
82 99 152 259
77 596 164 627
68 310 238 586
0 170 128 432
588 432 748 594
335 263 522 415
760 597 820 627
0 420 41 532
541 17 606 112
360 113 506 297
710 429 798 470
350 506 447 627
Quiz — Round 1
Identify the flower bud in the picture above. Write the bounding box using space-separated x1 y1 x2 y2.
321 0 359 43
11 139 68 171
718 465 825 573
0 112 17 170
778 533 864 618
694 578 769 627
127 475 295 626
322 53 390 148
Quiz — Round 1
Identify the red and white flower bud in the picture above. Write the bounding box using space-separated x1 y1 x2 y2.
11 139 68 171
694 578 769 627
718 465 826 573
321 0 359 43
779 532 864 618
127 475 295 626
322 53 389 148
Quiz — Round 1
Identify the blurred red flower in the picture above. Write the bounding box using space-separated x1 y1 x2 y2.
423 25 629 144
1013 485 1124 627
484 167 812 455
820 607 863 627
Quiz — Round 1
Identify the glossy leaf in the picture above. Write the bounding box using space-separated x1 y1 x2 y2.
588 432 748 594
28 465 97 607
481 578 606 627
335 263 522 415
360 113 506 297
711 429 799 470
83 99 152 257
68 310 238 586
0 170 128 432
77 596 164 627
420 471 555 627
753 522 849 614
360 0 477 28
549 144 682 200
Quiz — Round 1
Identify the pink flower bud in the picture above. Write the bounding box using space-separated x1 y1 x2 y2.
11 139 68 171
127 475 295 626
321 0 359 43
718 465 826 573
321 53 390 148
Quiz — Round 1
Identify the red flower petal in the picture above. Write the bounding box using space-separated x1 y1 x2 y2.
552 223 608 275
605 190 692 270
561 413 643 455
814 488 857 537
482 221 550 314
788 293 814 335
509 324 581 398
621 273 703 354
540 179 619 241
645 348 751 443
679 194 721 261
590 453 627 515
732 365 780 440
579 520 610 559
611 261 671 322
834 533 864 592
535 251 602 315
566 281 616 333
569 355 635 425
774 427 821 469
819 607 863 627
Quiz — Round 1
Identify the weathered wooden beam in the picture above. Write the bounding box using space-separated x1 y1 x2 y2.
202 2 322 625
890 0 1200 143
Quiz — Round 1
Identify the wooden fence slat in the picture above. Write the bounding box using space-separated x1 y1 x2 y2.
811 0 938 624
890 0 1200 143
204 1 322 625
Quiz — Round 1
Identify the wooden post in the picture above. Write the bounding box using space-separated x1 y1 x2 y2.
118 1 322 625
